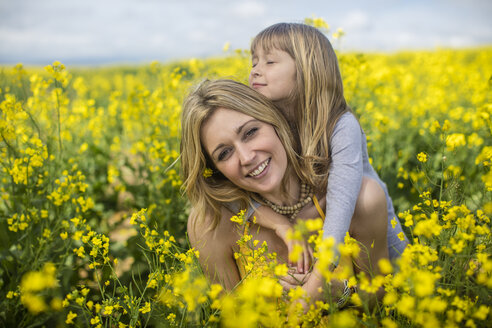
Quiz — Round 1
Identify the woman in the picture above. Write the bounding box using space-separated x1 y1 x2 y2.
180 79 388 303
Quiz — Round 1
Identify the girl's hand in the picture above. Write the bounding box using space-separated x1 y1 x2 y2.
275 223 313 274
253 206 314 274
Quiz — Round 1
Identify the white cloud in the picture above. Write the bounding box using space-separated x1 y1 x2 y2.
447 35 476 48
231 1 267 18
0 0 490 64
344 11 370 31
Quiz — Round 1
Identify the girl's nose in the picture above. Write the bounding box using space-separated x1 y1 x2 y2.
250 65 261 77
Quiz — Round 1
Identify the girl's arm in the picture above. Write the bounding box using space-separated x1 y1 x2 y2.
323 112 364 255
253 206 313 274
187 207 242 290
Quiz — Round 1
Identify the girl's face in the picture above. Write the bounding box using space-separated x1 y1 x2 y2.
249 47 297 103
201 107 288 202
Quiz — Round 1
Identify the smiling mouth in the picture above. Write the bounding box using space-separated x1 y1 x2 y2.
248 158 270 177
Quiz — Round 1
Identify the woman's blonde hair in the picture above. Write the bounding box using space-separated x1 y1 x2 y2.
251 22 352 190
180 79 308 230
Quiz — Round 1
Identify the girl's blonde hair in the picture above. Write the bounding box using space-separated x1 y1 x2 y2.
180 79 308 230
251 22 352 191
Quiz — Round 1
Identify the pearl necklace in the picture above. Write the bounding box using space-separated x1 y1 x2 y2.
259 183 313 222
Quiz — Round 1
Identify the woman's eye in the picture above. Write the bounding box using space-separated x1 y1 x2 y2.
244 127 258 139
217 148 231 161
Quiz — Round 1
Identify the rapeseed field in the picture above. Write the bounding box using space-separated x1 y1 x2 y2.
0 44 490 327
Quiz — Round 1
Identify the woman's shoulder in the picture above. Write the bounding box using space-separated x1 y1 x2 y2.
187 206 238 247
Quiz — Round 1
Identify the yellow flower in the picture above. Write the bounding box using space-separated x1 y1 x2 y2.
339 233 360 258
147 279 157 288
166 313 176 324
139 301 151 314
20 263 58 293
74 246 85 258
413 271 438 297
289 244 303 263
223 42 230 52
66 311 77 324
208 283 223 300
75 297 84 306
383 290 398 306
230 215 244 225
6 291 17 299
306 218 323 231
381 317 398 328
350 292 362 306
50 297 62 310
304 15 330 31
103 305 113 315
332 27 345 39
20 293 47 314
473 304 490 320
274 263 289 276
397 295 416 318
378 258 393 274
446 133 466 151
417 152 428 162
202 167 213 178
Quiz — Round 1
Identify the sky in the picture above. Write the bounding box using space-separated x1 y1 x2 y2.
0 0 491 66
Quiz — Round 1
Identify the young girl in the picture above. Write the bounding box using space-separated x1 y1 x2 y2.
248 22 408 265
181 79 389 303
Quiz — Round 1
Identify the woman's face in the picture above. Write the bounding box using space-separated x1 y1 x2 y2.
201 107 288 201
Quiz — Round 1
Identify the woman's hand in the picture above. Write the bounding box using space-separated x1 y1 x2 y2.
279 270 311 289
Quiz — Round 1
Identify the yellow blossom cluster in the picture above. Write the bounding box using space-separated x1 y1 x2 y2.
19 263 61 314
0 39 490 327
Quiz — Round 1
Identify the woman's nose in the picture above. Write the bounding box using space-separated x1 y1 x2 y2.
237 146 255 166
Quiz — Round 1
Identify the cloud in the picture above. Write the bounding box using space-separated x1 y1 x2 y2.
0 0 490 64
231 1 267 18
344 11 370 31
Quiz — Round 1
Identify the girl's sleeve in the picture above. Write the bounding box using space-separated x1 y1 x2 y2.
322 113 363 249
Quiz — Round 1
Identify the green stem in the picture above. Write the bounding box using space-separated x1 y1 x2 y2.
54 79 63 159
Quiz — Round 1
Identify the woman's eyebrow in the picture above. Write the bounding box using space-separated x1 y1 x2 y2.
211 143 225 159
235 119 257 135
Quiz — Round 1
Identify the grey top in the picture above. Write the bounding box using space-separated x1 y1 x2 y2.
227 112 408 260
323 112 408 259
